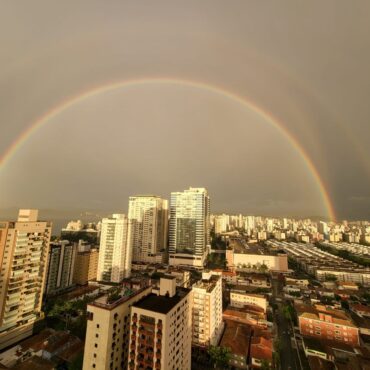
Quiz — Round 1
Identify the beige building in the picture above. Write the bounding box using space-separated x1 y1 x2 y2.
73 248 99 285
127 196 168 264
226 249 288 272
83 286 152 370
192 272 224 346
97 214 131 283
230 292 268 313
129 277 192 370
0 210 51 350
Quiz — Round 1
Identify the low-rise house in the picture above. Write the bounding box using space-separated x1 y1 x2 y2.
220 320 251 369
249 335 273 369
230 292 267 313
351 304 370 318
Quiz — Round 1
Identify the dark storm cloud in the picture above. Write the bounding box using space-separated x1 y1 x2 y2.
0 0 369 220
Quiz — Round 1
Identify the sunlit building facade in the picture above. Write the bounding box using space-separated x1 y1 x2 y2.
192 272 223 346
0 210 51 350
127 196 168 264
97 214 131 283
129 277 192 370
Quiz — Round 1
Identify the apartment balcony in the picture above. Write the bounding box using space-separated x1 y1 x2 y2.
140 319 155 328
137 354 144 362
130 343 136 351
155 362 161 369
132 315 138 323
155 351 161 359
2 315 18 325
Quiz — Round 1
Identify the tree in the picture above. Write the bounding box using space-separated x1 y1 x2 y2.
341 300 350 310
260 359 271 370
208 346 231 369
259 263 268 273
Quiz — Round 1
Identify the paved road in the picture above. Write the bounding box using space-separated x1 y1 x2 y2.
271 278 301 370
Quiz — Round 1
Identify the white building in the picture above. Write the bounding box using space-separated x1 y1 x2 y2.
127 195 168 263
230 292 267 313
214 214 229 234
169 187 210 267
97 214 131 283
192 272 224 346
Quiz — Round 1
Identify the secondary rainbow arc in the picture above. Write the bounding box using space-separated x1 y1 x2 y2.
0 77 336 221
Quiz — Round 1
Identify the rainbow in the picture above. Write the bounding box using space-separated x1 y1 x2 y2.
0 77 336 221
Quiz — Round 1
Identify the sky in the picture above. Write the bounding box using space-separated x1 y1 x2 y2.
0 1 369 221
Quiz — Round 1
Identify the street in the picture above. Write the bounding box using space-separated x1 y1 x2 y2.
271 278 301 370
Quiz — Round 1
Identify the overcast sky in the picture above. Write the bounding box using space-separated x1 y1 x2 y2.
0 1 369 221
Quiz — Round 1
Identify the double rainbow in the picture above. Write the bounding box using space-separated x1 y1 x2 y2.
0 77 336 221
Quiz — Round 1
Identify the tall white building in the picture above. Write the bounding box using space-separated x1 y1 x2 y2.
169 187 210 267
127 196 168 263
97 214 131 283
214 214 229 235
245 216 255 231
192 272 223 346
0 210 51 350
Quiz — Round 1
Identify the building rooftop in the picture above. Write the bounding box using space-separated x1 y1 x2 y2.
250 336 273 362
12 356 55 370
220 320 251 356
193 274 220 292
231 241 281 256
133 288 191 314
88 286 150 310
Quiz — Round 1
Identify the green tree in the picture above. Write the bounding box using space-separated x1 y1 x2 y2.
325 274 337 282
260 359 271 370
208 346 231 369
259 263 268 273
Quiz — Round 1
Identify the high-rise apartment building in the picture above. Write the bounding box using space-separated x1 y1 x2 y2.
214 214 229 235
44 241 77 295
83 286 152 370
169 187 210 267
97 214 131 283
127 196 168 264
192 272 223 346
73 248 99 285
129 277 192 370
0 210 51 350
